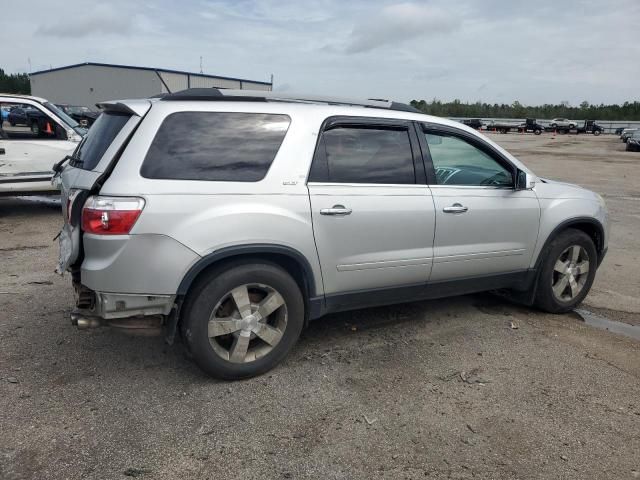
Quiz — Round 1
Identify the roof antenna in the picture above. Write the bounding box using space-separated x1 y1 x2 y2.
199 56 203 74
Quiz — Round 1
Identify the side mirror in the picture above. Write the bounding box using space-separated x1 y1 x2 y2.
516 170 535 190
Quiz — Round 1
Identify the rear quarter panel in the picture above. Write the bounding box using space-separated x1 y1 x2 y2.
99 102 328 296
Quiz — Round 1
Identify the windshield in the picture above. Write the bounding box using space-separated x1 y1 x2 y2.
71 112 131 170
43 102 87 136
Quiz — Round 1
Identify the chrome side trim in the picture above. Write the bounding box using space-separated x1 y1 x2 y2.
433 249 526 264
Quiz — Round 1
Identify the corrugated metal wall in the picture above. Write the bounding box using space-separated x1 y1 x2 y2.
30 65 161 106
31 64 273 106
158 71 188 93
157 72 272 92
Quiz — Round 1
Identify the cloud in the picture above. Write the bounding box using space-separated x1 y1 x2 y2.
36 7 135 38
2 0 638 105
345 3 460 54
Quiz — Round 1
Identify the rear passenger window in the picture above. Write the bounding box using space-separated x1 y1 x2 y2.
310 127 415 184
141 112 290 182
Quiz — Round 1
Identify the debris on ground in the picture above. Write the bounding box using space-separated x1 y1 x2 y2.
124 467 151 477
363 414 377 425
460 368 490 385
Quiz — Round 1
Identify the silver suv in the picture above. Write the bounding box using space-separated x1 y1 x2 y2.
56 89 609 379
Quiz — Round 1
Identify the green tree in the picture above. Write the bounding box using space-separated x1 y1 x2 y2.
0 68 31 94
410 98 640 121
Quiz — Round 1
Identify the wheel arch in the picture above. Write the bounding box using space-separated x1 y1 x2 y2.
177 243 320 303
533 217 605 270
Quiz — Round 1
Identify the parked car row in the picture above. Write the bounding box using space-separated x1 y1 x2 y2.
468 118 603 135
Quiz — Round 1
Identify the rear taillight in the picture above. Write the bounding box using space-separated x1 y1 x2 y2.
81 196 145 235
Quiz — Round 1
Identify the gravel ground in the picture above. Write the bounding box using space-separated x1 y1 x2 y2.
1 134 639 479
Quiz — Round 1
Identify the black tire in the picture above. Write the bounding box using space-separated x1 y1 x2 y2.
30 121 40 135
534 129 542 135
593 130 601 136
550 123 557 129
534 229 597 313
182 261 304 380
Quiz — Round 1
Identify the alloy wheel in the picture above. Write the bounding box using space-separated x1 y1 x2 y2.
207 283 287 363
551 245 590 302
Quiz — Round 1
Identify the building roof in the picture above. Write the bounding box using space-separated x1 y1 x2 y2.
29 62 272 86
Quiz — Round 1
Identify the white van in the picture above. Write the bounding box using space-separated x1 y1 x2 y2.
0 94 87 195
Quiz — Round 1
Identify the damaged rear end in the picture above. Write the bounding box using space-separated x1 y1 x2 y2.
56 99 173 334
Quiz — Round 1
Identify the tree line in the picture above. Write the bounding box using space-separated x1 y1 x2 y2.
410 99 640 121
0 69 31 94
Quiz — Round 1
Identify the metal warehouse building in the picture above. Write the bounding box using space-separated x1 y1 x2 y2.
29 62 272 107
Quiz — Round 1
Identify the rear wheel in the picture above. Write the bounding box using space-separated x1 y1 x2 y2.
534 229 597 313
182 262 304 380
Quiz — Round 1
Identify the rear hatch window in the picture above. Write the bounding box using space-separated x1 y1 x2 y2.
71 112 131 170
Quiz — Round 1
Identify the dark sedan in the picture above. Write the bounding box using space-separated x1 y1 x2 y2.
7 106 32 126
626 131 640 152
55 104 100 127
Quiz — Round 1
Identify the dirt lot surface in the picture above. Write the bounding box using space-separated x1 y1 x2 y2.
1 134 639 479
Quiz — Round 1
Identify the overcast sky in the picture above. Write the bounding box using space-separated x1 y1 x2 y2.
3 0 639 105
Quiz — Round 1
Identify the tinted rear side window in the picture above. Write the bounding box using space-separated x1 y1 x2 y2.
310 127 415 184
72 112 129 170
141 112 291 182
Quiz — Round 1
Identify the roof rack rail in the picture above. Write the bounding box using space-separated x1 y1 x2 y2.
160 88 420 113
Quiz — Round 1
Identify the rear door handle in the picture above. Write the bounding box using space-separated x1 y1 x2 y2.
320 205 352 216
443 203 468 214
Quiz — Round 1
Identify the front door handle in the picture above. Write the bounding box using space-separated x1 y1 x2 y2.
443 203 468 214
320 205 352 216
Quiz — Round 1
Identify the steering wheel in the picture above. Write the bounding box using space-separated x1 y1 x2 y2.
480 172 509 186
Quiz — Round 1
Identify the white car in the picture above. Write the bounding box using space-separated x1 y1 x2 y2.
0 94 86 195
549 118 577 129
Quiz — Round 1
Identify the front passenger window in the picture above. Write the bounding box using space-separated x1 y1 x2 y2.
424 132 513 187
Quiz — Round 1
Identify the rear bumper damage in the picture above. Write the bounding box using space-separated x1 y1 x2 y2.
70 288 175 333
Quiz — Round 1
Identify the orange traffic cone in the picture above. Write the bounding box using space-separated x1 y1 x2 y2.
44 122 53 135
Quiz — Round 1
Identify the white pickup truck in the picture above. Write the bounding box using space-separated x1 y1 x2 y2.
0 94 87 195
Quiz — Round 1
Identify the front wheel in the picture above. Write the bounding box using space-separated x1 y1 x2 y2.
534 229 597 313
182 262 305 380
593 130 601 136
534 129 542 135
